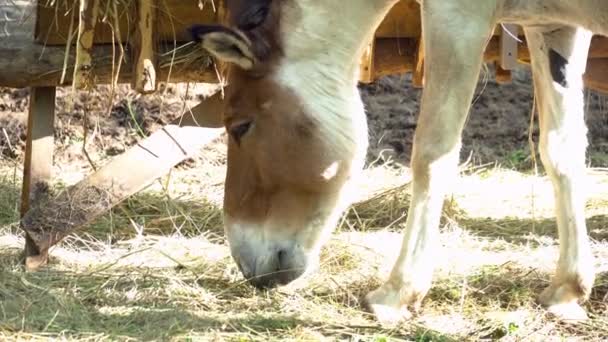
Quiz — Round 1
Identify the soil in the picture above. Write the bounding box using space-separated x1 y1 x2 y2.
0 66 607 171
360 66 608 168
0 83 219 165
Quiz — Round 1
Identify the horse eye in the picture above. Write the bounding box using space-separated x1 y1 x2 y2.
229 121 253 145
238 4 270 30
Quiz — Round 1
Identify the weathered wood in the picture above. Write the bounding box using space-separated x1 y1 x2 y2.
370 36 608 92
372 38 417 80
73 0 101 90
375 0 421 38
0 1 215 88
20 94 226 267
495 24 519 84
36 0 219 45
175 91 225 128
494 64 513 84
359 40 376 84
589 37 608 58
0 31 216 88
132 0 158 93
585 58 608 94
500 24 519 70
20 87 56 271
412 38 424 88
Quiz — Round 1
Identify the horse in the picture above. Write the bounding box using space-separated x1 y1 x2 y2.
189 0 608 324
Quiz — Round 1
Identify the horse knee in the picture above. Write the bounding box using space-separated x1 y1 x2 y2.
411 136 461 190
539 126 587 180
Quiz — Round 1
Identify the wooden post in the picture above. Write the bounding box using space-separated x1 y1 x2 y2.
496 24 519 84
73 0 101 90
132 0 158 94
584 58 608 94
359 39 376 84
412 37 425 88
20 87 56 271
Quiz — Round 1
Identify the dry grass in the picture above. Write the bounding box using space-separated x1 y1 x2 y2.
2 154 608 341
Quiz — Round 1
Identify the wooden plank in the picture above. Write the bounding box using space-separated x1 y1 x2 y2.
0 31 216 88
73 0 101 90
494 64 513 84
132 0 158 93
369 36 608 93
589 36 608 58
412 37 424 88
375 0 421 38
36 0 219 45
20 94 226 269
20 87 56 271
372 38 417 80
500 24 519 70
585 58 608 94
175 90 225 128
359 39 376 84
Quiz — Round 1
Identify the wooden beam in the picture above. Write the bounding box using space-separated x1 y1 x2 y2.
73 0 101 90
585 58 608 94
359 40 376 84
499 24 519 70
494 64 513 84
368 36 608 93
495 24 519 84
20 87 56 271
132 0 158 93
412 37 424 88
174 91 225 128
589 37 608 58
36 0 219 45
0 36 216 88
20 93 226 269
371 38 417 80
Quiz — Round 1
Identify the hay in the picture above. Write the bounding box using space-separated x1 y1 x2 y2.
36 0 218 91
3 159 608 340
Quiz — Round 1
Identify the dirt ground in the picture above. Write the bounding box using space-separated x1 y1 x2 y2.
361 67 608 168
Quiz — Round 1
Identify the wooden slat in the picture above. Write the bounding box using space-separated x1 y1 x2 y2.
20 94 226 268
132 0 158 93
494 64 513 84
585 58 608 94
412 38 424 88
375 0 421 38
500 24 519 70
589 37 608 58
20 87 56 271
0 32 216 88
369 36 608 93
359 40 376 84
372 38 417 80
73 0 101 90
36 0 219 45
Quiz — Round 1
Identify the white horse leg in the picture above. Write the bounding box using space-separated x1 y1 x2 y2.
365 0 496 324
525 25 595 321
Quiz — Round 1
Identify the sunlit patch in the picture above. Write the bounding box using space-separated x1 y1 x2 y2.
260 100 273 110
321 161 340 181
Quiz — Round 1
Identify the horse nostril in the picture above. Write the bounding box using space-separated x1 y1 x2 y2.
238 248 306 289
277 249 287 269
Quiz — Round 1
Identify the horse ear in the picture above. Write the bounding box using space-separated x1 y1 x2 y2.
189 25 255 70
